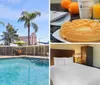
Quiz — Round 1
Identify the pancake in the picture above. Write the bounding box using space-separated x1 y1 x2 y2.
60 19 100 42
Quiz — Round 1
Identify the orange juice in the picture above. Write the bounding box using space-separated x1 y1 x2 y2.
93 4 100 19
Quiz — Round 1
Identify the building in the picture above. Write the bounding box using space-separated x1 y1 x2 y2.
37 41 49 45
19 32 37 45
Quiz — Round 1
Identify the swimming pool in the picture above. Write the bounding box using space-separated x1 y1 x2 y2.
0 58 49 85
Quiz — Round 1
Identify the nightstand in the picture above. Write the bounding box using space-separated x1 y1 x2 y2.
75 61 82 64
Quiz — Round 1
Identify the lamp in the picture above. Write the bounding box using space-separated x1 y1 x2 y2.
75 53 81 63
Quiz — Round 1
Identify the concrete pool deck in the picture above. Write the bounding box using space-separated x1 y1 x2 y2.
0 55 49 59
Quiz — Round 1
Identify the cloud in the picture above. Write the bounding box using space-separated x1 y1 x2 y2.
0 4 49 22
8 0 21 3
0 0 21 4
0 33 2 35
34 12 49 22
0 4 22 20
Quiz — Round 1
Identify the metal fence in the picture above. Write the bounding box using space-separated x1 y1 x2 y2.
0 45 49 56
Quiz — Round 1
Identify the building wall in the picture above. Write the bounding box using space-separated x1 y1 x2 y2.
19 36 28 44
19 32 37 45
30 33 37 45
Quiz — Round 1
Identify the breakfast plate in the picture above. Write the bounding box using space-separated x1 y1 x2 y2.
52 29 70 43
52 19 100 43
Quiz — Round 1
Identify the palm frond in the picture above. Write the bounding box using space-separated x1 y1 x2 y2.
0 22 5 26
24 21 29 28
31 22 38 33
30 11 41 20
18 16 27 22
34 11 41 16
21 11 29 15
21 11 29 19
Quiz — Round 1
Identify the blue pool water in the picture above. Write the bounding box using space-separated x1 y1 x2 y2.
0 58 49 85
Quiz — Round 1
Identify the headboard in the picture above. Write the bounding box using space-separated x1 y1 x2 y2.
50 49 75 65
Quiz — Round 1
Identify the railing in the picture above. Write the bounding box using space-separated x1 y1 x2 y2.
0 45 49 56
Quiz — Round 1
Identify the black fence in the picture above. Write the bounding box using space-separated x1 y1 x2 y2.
0 45 49 56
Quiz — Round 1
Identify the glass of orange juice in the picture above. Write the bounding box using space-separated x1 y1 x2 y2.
93 3 100 19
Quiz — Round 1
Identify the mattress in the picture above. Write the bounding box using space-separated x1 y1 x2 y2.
51 63 100 85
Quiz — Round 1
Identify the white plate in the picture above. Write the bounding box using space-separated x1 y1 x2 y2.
52 29 100 43
52 29 70 43
50 13 71 26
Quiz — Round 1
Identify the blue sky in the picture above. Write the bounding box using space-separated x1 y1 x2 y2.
0 0 49 42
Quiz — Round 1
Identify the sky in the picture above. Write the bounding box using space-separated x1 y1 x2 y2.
0 0 49 42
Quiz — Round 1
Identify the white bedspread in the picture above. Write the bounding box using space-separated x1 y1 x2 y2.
51 63 100 85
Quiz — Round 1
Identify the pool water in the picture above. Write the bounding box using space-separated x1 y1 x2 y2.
0 58 49 85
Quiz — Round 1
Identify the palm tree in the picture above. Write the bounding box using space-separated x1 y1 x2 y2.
18 11 41 45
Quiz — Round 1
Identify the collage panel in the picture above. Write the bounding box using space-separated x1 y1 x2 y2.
1 0 100 85
50 44 100 85
50 0 100 43
0 0 49 85
50 0 100 85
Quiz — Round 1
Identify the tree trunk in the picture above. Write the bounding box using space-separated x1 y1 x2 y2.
28 24 30 45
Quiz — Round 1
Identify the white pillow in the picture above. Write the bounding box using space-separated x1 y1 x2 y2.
65 57 73 65
54 57 65 65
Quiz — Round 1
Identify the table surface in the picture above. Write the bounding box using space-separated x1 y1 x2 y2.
50 3 80 43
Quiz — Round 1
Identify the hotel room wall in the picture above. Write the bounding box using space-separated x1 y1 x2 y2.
89 44 100 68
51 44 85 54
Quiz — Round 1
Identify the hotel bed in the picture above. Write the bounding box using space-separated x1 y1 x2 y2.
50 49 100 85
51 63 100 85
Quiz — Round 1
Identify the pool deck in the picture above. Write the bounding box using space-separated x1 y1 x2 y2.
0 55 49 59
